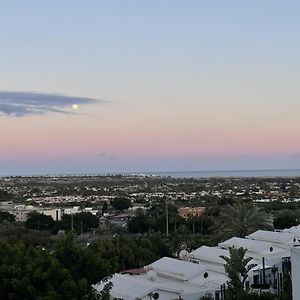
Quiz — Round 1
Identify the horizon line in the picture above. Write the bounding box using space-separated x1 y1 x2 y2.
2 168 300 178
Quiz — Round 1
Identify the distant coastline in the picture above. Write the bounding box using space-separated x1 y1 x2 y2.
147 169 300 178
2 169 300 178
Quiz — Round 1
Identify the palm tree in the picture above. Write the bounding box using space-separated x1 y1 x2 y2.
216 202 273 239
220 247 256 300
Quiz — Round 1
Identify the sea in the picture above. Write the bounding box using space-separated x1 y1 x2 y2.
144 169 300 178
2 169 300 178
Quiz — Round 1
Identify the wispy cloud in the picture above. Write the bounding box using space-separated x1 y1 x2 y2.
0 91 101 116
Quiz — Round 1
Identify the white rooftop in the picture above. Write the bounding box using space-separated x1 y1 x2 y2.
218 237 289 260
283 225 300 238
149 257 207 281
246 230 300 246
189 246 229 265
94 272 226 300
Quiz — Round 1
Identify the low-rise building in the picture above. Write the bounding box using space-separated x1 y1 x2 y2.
95 257 227 300
178 207 205 219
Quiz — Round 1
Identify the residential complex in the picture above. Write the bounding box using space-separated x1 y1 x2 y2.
95 227 300 300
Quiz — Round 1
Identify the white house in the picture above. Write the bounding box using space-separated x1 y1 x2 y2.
291 247 300 300
95 257 227 300
188 246 229 273
95 229 300 299
246 230 300 248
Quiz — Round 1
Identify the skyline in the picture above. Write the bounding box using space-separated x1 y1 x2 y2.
1 1 300 175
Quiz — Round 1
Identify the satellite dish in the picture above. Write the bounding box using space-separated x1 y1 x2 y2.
147 270 158 281
179 249 189 260
144 265 151 272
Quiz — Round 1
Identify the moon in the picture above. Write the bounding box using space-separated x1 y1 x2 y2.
72 104 79 110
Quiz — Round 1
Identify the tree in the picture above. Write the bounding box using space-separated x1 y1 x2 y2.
274 211 298 230
25 211 55 231
0 190 14 201
0 210 15 223
97 282 113 300
0 239 97 299
110 197 131 211
59 212 99 234
54 233 99 285
199 294 214 300
127 214 152 234
220 247 256 300
0 223 53 247
101 202 108 215
217 203 273 238
186 215 213 235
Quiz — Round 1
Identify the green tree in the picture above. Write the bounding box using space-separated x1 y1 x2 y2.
59 212 99 234
273 211 298 230
0 240 97 299
97 282 113 300
0 210 15 223
220 247 256 300
110 197 131 211
128 214 149 233
199 293 214 300
25 211 55 231
101 202 108 215
217 203 273 238
0 190 14 201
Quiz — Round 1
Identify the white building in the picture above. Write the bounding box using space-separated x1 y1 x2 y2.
219 237 290 265
95 257 227 300
291 247 300 300
63 206 80 215
95 229 300 299
38 208 62 221
9 206 62 221
246 230 300 248
189 246 229 273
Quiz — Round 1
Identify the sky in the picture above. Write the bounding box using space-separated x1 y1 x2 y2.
1 1 300 175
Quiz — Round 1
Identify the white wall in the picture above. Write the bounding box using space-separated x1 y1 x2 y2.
291 247 300 300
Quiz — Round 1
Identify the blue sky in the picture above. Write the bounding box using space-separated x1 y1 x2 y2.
1 1 300 175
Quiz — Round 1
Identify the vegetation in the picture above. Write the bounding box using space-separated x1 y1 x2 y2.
0 210 15 223
221 247 256 300
220 247 290 300
0 232 173 299
199 293 214 300
0 190 14 201
216 203 273 239
59 212 99 234
25 211 55 231
273 211 298 230
110 197 131 211
0 239 96 299
1 176 300 299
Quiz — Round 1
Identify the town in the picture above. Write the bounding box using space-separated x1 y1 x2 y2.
1 175 300 299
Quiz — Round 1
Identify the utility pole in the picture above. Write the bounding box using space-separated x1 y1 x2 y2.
192 220 195 235
71 214 74 231
262 257 266 284
80 221 83 236
200 216 203 241
166 197 169 237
